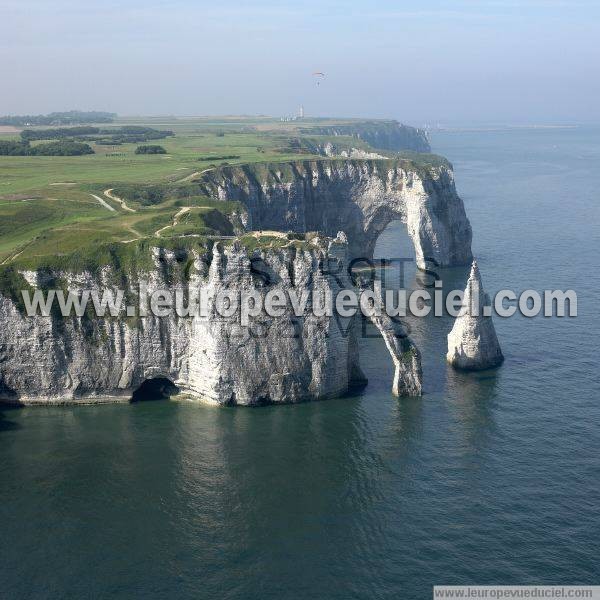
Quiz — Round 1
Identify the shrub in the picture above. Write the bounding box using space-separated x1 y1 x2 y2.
196 154 240 161
109 184 166 206
135 145 167 155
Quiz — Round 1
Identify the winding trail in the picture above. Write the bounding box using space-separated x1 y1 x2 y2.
175 166 215 184
90 194 116 212
155 207 192 238
104 189 136 213
249 230 288 239
0 249 25 266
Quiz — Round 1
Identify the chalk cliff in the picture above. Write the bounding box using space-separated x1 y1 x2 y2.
197 159 473 268
0 156 473 405
368 312 422 396
0 236 422 405
318 141 387 160
299 120 431 153
446 260 504 370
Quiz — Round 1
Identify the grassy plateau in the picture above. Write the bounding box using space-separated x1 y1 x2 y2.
0 116 439 275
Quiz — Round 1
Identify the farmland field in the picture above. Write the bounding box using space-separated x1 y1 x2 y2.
0 115 430 269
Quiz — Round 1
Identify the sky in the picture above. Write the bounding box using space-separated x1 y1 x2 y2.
1 0 599 125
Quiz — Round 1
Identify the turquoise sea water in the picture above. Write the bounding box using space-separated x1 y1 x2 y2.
1 127 599 599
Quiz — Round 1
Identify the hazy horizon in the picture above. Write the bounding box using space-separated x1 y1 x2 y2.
2 0 600 125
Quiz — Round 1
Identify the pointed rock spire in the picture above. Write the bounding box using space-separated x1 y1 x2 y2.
447 260 503 370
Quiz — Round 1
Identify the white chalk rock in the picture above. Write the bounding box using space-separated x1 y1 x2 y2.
447 260 503 370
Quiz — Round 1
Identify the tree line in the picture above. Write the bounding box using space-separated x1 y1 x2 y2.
0 111 116 126
0 140 94 156
20 125 174 145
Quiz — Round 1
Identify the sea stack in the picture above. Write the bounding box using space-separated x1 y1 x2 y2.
447 260 504 370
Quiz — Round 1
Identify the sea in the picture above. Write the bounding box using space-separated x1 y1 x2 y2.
1 126 599 599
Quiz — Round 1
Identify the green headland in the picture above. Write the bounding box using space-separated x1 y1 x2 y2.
0 114 443 277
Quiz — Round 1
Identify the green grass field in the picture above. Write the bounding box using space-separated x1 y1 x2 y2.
0 116 438 272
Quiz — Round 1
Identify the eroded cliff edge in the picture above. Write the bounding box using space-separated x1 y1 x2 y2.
0 236 422 404
196 158 472 268
0 156 472 405
299 120 431 153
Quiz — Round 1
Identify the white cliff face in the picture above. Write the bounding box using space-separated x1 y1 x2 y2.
446 261 504 370
0 237 409 405
0 158 472 406
198 160 473 269
320 142 387 160
368 312 422 396
299 121 431 153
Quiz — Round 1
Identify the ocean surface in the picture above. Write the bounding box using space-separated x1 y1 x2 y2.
1 127 599 599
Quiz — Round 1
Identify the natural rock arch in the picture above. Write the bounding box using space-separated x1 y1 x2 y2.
198 159 473 269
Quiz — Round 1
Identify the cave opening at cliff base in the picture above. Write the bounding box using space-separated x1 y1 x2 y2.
131 378 179 402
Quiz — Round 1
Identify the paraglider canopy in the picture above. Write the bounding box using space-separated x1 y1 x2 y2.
312 72 325 85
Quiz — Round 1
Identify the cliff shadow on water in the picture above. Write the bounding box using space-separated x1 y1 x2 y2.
0 408 21 431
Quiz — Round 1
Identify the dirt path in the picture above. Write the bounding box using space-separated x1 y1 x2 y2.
104 189 136 213
90 194 116 212
249 230 289 239
119 225 144 244
155 207 192 238
175 166 215 184
0 249 24 266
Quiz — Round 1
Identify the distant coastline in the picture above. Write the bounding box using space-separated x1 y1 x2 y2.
430 124 579 132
